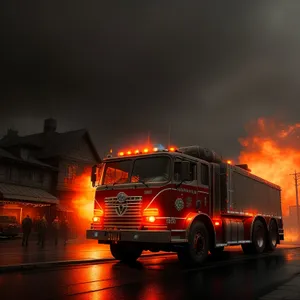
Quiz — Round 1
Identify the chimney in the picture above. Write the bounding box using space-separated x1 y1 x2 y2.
6 128 18 137
43 118 57 133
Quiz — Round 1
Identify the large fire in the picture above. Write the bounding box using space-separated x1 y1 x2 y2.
238 118 300 241
71 172 96 235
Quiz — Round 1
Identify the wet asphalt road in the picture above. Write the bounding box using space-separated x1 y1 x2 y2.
1 247 300 300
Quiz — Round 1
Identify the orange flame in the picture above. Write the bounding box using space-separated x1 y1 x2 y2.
71 171 96 233
238 118 300 217
238 118 300 241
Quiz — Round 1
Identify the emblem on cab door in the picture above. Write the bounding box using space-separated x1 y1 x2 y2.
115 192 128 216
175 198 184 211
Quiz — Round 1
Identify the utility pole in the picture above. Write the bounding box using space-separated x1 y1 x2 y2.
290 171 300 231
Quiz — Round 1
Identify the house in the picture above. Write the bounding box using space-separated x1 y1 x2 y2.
0 119 101 227
0 143 58 223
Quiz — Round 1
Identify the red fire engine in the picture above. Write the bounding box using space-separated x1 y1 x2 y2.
86 145 284 264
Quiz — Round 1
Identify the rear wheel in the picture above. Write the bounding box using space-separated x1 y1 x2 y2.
177 221 209 265
266 220 278 252
110 243 143 262
242 219 266 254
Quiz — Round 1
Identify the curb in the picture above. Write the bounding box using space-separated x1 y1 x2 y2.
0 253 173 274
0 258 115 273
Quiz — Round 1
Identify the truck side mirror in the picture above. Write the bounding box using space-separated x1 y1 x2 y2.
91 165 97 187
181 161 191 182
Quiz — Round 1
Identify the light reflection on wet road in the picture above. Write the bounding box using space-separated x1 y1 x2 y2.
1 247 300 300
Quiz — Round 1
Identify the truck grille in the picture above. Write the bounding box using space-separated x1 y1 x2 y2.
104 196 142 229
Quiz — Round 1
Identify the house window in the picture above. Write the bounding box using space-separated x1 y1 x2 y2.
65 164 77 180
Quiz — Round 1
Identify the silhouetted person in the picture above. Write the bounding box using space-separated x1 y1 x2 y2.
39 216 48 248
61 217 69 246
22 215 32 247
52 216 60 246
35 215 42 245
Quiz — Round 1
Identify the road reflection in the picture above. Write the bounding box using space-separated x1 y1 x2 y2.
71 249 291 300
0 248 300 300
183 254 287 300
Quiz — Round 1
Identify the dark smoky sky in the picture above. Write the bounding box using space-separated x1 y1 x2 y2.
1 1 300 158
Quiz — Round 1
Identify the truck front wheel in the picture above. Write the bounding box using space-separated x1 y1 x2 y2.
177 221 209 265
110 243 143 262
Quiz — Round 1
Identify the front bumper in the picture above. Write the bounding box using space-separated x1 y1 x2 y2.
86 229 172 243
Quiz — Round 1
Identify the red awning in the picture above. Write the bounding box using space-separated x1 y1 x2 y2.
0 183 58 205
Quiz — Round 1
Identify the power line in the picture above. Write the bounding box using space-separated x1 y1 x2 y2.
290 171 300 230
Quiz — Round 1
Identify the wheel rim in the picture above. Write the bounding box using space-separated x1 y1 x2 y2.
270 225 277 247
256 227 265 248
193 232 205 256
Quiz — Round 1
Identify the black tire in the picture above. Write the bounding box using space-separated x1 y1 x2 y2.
242 219 266 254
241 243 253 254
110 243 143 262
177 221 209 265
266 220 278 252
210 246 224 256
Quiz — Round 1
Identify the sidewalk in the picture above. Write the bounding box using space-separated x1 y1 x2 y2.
259 274 300 300
0 238 170 272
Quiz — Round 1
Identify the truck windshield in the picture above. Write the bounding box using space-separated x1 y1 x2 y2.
101 156 171 185
102 160 131 185
131 156 170 183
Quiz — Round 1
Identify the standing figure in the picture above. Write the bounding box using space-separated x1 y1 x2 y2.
61 217 69 246
52 216 60 246
22 215 33 247
35 215 42 245
39 215 48 248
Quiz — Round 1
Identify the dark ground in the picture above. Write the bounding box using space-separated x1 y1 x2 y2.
1 246 300 300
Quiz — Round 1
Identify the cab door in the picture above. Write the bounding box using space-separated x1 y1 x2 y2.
196 161 210 215
169 158 198 230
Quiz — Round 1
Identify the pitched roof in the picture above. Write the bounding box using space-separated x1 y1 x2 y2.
0 148 18 160
0 129 101 162
0 147 56 169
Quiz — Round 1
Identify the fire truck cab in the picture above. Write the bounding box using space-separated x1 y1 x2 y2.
86 145 284 265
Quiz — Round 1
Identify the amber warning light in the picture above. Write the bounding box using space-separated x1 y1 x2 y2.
117 144 177 157
143 208 159 223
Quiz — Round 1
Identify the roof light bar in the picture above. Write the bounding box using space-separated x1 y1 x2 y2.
116 145 177 157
